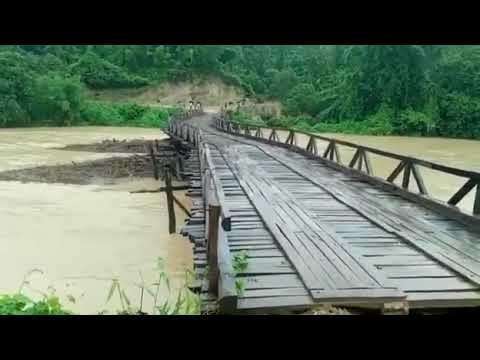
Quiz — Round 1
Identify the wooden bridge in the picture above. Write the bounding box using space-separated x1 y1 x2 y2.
167 111 480 314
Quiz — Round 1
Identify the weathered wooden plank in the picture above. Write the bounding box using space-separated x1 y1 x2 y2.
237 295 314 310
390 277 478 292
231 249 284 257
310 288 405 303
227 240 274 246
240 262 295 275
377 264 455 278
244 274 305 290
364 255 436 266
406 291 480 308
242 287 309 298
357 247 419 257
229 245 278 251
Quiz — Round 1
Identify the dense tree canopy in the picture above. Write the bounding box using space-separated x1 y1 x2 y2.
0 45 479 138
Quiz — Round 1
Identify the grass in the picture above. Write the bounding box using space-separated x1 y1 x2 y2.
232 251 249 297
103 258 201 315
0 258 201 315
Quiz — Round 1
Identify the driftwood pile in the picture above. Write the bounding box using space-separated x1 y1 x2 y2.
0 155 159 185
0 138 189 185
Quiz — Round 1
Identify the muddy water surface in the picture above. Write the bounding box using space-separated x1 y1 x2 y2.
0 127 192 314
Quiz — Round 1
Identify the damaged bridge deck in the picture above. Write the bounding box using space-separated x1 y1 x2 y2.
171 112 480 314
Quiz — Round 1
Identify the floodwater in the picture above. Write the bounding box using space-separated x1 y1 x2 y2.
0 127 193 314
272 130 480 214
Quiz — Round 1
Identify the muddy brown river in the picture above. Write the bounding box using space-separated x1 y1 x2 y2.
0 127 192 314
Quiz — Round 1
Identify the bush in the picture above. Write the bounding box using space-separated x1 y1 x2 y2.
80 101 123 126
293 120 313 131
230 111 266 127
0 98 30 127
116 102 147 121
0 51 35 126
395 109 433 135
80 101 178 128
29 74 85 126
363 104 395 135
137 108 172 128
437 92 480 138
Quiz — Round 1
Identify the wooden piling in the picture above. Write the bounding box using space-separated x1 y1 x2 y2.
164 164 176 234
176 154 184 181
207 201 221 295
149 143 159 180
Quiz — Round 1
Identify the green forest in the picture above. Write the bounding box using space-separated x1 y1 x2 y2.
1 45 480 139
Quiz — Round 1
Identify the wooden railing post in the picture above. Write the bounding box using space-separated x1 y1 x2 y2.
269 129 279 142
349 149 361 168
362 150 373 175
332 142 342 164
387 160 407 183
411 164 428 195
474 184 480 215
402 161 411 189
323 142 333 159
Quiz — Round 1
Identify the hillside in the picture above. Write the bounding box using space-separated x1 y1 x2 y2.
89 78 244 109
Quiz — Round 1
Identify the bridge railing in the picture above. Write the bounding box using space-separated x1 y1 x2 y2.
168 103 205 124
169 118 237 313
214 117 480 224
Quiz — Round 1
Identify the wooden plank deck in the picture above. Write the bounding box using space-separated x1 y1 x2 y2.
177 114 480 313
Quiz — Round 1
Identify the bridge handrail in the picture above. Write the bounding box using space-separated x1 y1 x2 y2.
168 115 237 313
215 116 480 218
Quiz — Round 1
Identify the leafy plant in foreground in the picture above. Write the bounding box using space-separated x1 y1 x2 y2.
0 269 72 315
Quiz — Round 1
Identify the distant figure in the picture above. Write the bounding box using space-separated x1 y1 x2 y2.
188 100 194 111
196 101 202 112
